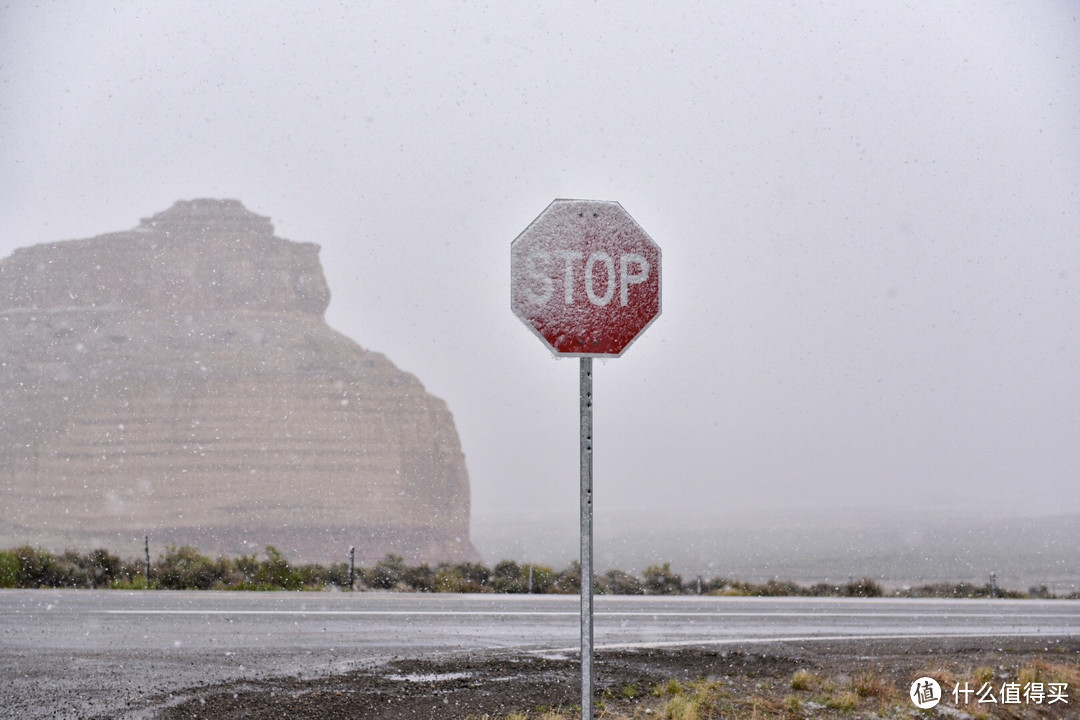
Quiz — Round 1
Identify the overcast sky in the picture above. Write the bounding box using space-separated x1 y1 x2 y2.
2 2 1078 530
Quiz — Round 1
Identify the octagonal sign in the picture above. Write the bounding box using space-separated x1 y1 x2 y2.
511 199 661 357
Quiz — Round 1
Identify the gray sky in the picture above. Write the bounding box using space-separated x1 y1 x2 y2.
2 2 1078 529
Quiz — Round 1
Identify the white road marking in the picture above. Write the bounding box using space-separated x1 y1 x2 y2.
102 610 578 616
100 609 1080 619
543 630 1080 654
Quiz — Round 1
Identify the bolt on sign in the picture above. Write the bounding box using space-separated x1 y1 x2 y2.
511 199 661 357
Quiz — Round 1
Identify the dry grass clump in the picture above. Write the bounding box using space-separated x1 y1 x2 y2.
824 690 860 711
1019 658 1080 687
790 669 817 691
924 665 962 689
973 665 996 685
660 692 709 720
655 677 684 697
651 678 724 720
852 669 893 699
786 667 906 716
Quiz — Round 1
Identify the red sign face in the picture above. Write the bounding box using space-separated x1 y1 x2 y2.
511 199 661 357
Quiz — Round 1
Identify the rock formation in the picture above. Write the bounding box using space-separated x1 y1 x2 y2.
0 199 476 564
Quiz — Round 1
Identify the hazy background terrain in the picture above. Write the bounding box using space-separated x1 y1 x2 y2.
2 3 1077 588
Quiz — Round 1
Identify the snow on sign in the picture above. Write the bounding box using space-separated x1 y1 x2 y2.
511 199 662 356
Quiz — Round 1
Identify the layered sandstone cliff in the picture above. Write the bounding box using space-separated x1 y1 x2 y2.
0 199 476 563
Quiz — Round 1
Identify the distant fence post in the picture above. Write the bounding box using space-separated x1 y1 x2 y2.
348 546 356 590
528 565 535 594
144 535 150 586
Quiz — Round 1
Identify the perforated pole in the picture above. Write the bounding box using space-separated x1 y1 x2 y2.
580 357 594 719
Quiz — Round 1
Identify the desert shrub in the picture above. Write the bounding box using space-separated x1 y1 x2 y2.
4 547 135 588
53 550 101 587
368 554 408 589
523 564 556 593
552 561 581 594
110 574 149 590
490 560 526 593
0 550 18 588
700 576 732 594
740 579 803 596
599 569 645 595
109 553 147 587
433 564 468 592
457 562 492 590
233 553 261 585
487 562 557 593
156 545 230 589
253 546 303 589
64 548 128 588
842 577 883 597
643 563 683 595
286 562 332 588
402 563 435 592
12 546 60 587
806 578 883 597
319 561 351 588
901 581 1021 599
431 562 492 593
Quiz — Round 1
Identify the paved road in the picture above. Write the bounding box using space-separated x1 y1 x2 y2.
2 590 1078 719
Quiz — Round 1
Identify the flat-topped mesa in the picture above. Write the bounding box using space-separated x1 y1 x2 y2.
0 200 476 565
139 198 275 235
0 199 330 315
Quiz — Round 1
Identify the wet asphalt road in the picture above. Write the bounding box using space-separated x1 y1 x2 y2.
2 590 1078 719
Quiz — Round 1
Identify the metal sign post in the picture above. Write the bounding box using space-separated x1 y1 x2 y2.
579 356 594 718
510 199 661 720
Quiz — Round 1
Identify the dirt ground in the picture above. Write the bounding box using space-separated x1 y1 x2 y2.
152 637 1080 720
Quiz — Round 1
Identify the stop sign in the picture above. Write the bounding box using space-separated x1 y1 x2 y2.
511 199 661 356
